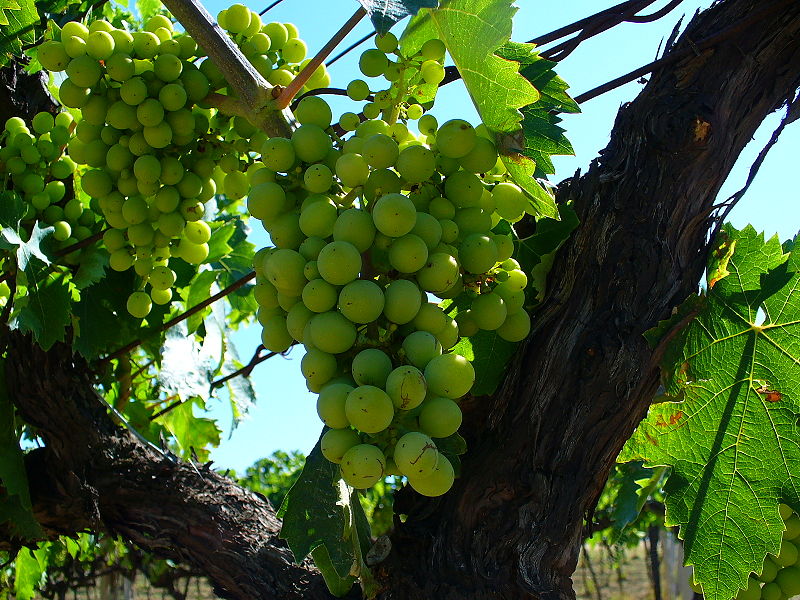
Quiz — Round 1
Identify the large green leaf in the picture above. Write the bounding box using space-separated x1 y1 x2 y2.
357 0 438 34
159 396 221 462
14 547 43 600
11 269 72 350
0 0 36 64
279 436 371 594
620 225 800 600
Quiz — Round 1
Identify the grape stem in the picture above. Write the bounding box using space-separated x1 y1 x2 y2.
97 271 257 367
160 0 291 136
274 7 367 110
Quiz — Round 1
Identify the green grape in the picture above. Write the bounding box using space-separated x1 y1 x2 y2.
421 38 446 61
395 145 435 183
374 32 397 53
410 213 443 250
759 557 781 583
86 30 115 60
340 444 386 488
261 314 293 352
362 134 399 169
402 330 442 369
159 83 188 111
317 241 362 286
492 234 514 262
263 22 289 49
149 265 176 290
335 153 369 188
420 60 445 85
309 311 357 354
57 78 90 109
247 181 286 222
109 248 134 271
111 29 135 54
143 121 172 148
81 169 113 198
780 504 794 520
317 383 353 429
761 582 782 600
338 279 384 324
254 280 280 309
321 428 361 464
128 223 154 246
127 291 152 318
285 302 313 341
345 386 394 433
776 540 799 567
301 348 338 391
416 252 460 293
181 68 211 102
154 53 182 81
359 49 388 78
267 210 304 249
412 303 447 335
38 41 70 71
454 310 479 338
492 182 527 222
388 234 428 273
298 236 327 261
302 278 338 313
444 170 483 208
428 196 456 220
178 240 209 264
53 221 71 242
303 163 333 193
339 112 361 132
351 348 392 387
406 103 424 120
133 31 160 58
424 353 474 399
66 56 102 87
346 79 370 101
136 98 164 127
103 229 126 252
268 68 293 86
383 278 422 324
31 112 54 135
459 136 498 173
282 37 307 63
436 119 476 159
293 95 332 128
785 516 800 538
776 567 800 596
494 283 525 315
471 292 507 330
184 221 211 245
372 193 416 237
150 287 173 305
264 248 307 296
393 431 438 477
385 365 426 410
419 396 462 438
459 234 498 274
407 455 454 497
362 168 401 202
291 124 332 163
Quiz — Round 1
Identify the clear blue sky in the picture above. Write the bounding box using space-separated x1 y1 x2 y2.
203 0 800 472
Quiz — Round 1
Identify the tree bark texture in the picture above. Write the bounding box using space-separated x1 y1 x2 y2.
377 0 800 598
2 0 800 599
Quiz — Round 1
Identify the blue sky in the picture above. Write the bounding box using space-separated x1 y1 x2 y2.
204 0 800 472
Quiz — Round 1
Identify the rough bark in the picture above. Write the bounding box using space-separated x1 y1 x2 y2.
1 0 799 599
3 335 336 600
377 0 800 598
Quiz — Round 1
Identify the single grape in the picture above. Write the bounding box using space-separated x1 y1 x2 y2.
335 153 370 188
393 431 438 477
303 163 333 193
345 386 394 433
436 119 476 159
420 60 445 85
309 311 357 354
372 193 416 237
416 252 460 293
291 124 332 163
351 348 393 387
362 134 399 169
38 41 70 71
338 279 384 324
317 241 362 286
493 182 527 222
385 365 426 410
265 248 307 296
388 234 428 273
127 291 152 318
321 428 361 464
293 95 332 128
471 292 507 331
424 353 475 399
340 444 386 489
419 397 462 438
317 383 353 429
383 278 422 324
359 49 388 78
374 32 398 53
395 145 435 183
302 278 339 313
402 330 442 369
261 314 294 352
347 79 370 101
301 348 338 391
407 454 454 497
775 567 800 597
459 234 498 274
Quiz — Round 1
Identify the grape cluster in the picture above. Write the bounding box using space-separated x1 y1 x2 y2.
0 113 97 259
38 9 321 318
251 35 536 496
693 504 800 600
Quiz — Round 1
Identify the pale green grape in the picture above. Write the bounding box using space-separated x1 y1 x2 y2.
150 288 173 305
372 193 416 237
419 397 462 438
299 196 337 238
776 541 799 567
301 348 338 391
362 134 399 169
393 431 438 477
178 240 209 264
159 83 188 111
127 291 152 318
267 210 304 249
359 49 388 78
402 330 442 369
424 353 474 399
420 60 445 85
265 248 307 296
494 283 525 314
775 567 800 597
299 236 327 260
338 279 384 324
248 182 287 223
347 79 370 101
317 383 353 429
410 212 443 251
345 386 394 433
459 135 498 173
294 95 332 128
374 32 397 53
428 196 456 220
385 365 426 410
759 557 780 583
493 182 527 222
436 119 476 159
302 278 339 313
66 56 102 87
761 582 782 600
261 137 296 172
493 234 514 262
363 168 402 201
339 112 361 132
303 163 332 193
383 278 422 324
388 234 428 273
340 444 386 488
412 303 447 335
459 233 498 274
38 40 71 71
416 252 459 293
291 124 332 163
317 241 362 286
407 454 454 497
261 314 293 352
309 311 357 354
471 292 507 330
395 144 435 183
254 279 280 308
321 428 360 464
406 103 423 120
286 302 314 342
110 249 135 271
184 221 211 244
445 170 483 208
335 153 369 188
351 348 392 387
333 208 375 252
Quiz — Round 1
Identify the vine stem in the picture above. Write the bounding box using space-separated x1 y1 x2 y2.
274 7 367 110
98 271 256 366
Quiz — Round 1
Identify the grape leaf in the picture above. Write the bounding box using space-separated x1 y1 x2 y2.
279 436 371 591
72 245 108 290
159 396 221 462
11 270 72 350
0 191 25 228
0 0 36 63
183 270 216 335
608 463 666 543
158 322 223 402
0 364 42 539
14 547 43 600
357 0 438 35
619 224 800 600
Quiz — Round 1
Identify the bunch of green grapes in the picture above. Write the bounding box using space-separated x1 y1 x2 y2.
0 113 99 261
691 503 800 599
249 36 538 496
